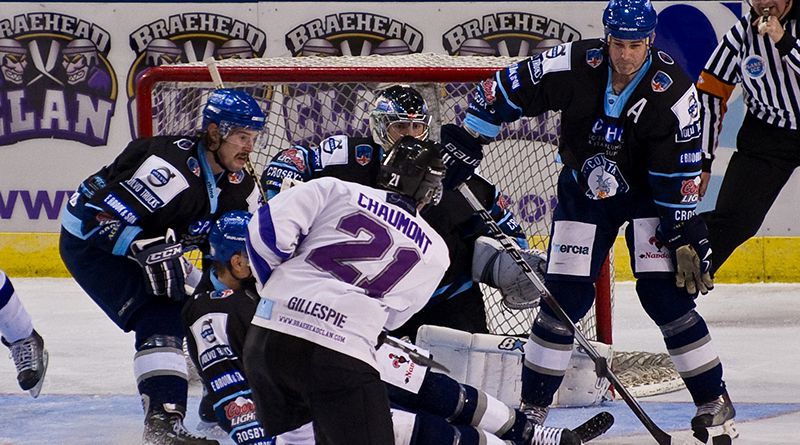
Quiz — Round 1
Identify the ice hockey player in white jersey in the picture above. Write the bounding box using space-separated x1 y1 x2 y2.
184 210 596 445
0 269 47 398
243 136 452 444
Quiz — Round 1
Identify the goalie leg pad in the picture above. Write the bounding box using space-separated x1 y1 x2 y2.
472 236 547 309
416 325 610 409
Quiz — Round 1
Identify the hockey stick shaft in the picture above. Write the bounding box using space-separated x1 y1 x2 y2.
204 57 269 204
456 182 674 445
381 335 451 373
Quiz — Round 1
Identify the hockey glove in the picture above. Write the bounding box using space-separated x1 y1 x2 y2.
472 236 547 309
130 229 186 301
656 216 714 297
439 124 484 190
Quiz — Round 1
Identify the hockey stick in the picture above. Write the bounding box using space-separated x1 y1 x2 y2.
28 41 63 86
204 57 269 204
456 182 676 445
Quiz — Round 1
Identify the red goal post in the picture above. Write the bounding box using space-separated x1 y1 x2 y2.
136 54 614 345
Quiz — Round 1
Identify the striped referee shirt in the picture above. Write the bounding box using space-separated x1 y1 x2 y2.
696 7 800 169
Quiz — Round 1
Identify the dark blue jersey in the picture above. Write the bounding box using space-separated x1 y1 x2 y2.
465 40 703 231
62 136 259 256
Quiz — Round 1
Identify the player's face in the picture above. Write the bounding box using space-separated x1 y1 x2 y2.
608 37 649 76
387 121 428 142
218 128 258 172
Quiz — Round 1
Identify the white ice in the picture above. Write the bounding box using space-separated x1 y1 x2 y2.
0 279 798 444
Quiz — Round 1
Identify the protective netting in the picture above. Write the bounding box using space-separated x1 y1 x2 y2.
141 54 613 342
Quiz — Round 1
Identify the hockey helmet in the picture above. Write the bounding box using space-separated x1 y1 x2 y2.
603 0 658 41
377 136 445 208
202 89 266 136
370 85 431 149
208 210 252 263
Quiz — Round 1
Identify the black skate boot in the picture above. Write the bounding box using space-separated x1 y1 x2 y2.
520 401 550 426
691 390 738 440
2 329 48 398
143 403 220 445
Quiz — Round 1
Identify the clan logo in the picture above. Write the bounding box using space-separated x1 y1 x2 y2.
0 12 117 146
442 12 581 57
126 13 267 138
285 13 423 57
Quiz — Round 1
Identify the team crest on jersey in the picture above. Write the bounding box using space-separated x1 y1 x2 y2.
126 13 267 138
0 13 117 147
442 12 581 56
657 51 675 65
354 144 372 166
586 48 603 68
651 71 673 93
187 157 201 177
228 170 245 184
581 154 629 200
285 13 423 57
743 55 766 78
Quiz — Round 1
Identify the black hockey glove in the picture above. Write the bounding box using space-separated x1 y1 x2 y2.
130 229 186 301
439 123 484 190
656 216 714 298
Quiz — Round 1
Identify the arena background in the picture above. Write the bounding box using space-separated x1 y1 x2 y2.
0 1 797 282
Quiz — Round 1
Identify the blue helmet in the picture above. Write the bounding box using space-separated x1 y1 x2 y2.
208 210 252 263
603 0 658 41
201 89 266 132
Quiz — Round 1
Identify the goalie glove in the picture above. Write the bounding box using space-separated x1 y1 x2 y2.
656 215 714 297
130 229 186 301
472 236 547 310
439 124 484 190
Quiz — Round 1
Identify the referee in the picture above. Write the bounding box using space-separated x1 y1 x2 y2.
696 0 800 273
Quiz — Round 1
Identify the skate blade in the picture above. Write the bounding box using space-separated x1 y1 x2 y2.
28 349 48 399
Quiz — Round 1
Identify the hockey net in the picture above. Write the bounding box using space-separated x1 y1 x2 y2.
137 53 613 344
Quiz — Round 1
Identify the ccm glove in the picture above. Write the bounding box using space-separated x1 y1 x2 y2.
130 229 186 301
656 216 714 297
439 124 484 190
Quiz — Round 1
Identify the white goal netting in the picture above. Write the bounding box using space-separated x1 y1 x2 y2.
139 53 615 343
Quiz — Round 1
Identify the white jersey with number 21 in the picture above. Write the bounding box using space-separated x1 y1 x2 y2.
247 177 449 371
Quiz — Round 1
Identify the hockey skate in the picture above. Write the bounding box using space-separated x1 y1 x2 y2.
691 390 738 442
2 329 48 398
143 403 219 445
526 423 582 445
520 401 550 426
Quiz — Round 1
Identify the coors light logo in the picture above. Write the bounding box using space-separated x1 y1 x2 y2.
0 12 117 146
285 12 423 57
126 13 267 138
443 12 581 57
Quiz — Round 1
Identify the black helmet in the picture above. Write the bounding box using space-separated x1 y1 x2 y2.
377 136 445 208
370 85 431 148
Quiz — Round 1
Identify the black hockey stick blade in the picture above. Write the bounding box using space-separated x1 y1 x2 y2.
693 426 734 445
573 411 614 442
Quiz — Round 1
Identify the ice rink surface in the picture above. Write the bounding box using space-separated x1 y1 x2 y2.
1 279 798 444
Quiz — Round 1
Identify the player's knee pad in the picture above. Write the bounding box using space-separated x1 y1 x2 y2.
541 279 596 320
636 277 697 326
134 334 188 384
416 325 610 408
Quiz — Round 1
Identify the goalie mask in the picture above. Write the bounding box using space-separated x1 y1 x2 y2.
370 85 431 149
602 0 658 42
208 210 252 263
377 136 445 208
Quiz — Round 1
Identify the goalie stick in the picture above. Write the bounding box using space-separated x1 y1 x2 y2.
204 57 269 204
457 182 721 445
381 334 451 373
